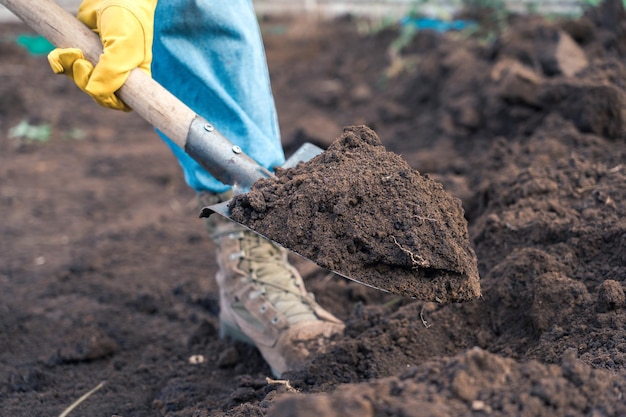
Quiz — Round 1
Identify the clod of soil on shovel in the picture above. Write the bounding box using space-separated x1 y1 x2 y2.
228 125 481 303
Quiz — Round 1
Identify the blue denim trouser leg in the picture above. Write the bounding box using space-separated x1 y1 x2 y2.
152 0 284 193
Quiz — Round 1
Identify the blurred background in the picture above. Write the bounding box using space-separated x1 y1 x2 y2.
0 0 597 22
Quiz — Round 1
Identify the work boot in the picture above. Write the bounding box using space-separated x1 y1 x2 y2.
199 191 345 377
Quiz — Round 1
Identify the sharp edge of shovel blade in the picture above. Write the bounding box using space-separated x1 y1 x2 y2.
198 142 392 294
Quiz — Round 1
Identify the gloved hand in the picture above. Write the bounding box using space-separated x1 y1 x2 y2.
48 0 157 111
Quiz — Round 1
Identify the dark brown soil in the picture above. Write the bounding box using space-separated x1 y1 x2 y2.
228 125 480 302
1 2 626 416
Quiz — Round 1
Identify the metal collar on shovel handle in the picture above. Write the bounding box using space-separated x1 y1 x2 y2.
3 0 370 288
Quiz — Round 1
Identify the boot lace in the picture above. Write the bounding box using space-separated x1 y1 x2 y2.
240 233 317 325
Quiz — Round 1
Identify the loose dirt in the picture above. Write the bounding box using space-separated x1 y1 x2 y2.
1 2 626 416
228 125 480 302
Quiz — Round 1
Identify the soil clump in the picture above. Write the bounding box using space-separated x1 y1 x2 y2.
229 125 480 302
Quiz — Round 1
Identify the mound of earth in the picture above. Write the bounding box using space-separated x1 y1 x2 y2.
227 125 480 302
270 347 626 417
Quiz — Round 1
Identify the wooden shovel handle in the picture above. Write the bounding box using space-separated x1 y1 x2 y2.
1 0 194 149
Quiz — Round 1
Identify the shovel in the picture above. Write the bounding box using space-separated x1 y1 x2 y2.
3 0 482 302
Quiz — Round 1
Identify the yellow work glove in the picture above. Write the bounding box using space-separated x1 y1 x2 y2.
48 0 157 111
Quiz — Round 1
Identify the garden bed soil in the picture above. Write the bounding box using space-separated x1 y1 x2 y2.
1 2 626 416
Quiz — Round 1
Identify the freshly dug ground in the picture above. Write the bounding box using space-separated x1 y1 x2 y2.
1 2 626 416
228 125 481 302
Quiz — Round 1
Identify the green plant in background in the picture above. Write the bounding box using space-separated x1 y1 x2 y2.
388 22 419 56
460 0 509 42
9 119 52 143
8 120 85 144
383 23 420 81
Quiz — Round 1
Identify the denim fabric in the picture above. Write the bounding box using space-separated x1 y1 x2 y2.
152 0 284 193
